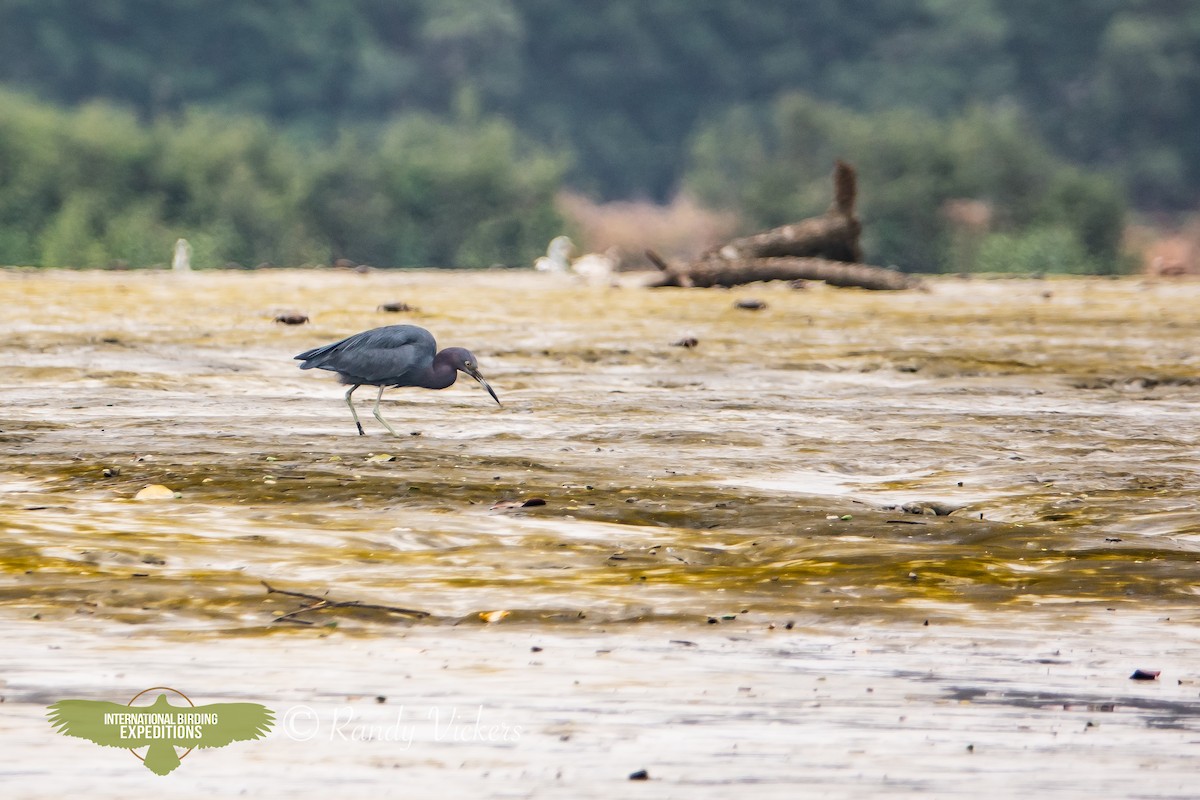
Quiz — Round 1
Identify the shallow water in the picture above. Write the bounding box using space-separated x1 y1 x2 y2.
2 269 1200 796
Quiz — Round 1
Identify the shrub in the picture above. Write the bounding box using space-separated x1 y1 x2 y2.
974 227 1095 274
0 90 566 268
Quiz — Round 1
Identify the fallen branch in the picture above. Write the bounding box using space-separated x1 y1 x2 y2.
644 253 918 291
704 160 862 263
708 216 862 263
646 160 921 291
261 580 430 624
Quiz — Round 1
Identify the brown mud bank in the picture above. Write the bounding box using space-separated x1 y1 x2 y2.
2 269 1198 627
1 269 1199 797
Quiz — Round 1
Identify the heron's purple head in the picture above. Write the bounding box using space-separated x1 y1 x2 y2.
439 347 500 405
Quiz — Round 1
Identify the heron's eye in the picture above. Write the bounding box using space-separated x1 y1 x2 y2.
465 361 474 369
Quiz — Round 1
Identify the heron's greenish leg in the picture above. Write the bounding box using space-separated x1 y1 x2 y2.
372 384 400 437
344 384 366 435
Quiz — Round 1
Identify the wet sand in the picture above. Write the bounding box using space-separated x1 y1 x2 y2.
1 269 1199 796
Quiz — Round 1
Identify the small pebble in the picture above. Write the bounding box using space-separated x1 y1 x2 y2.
274 313 309 325
134 484 177 501
734 299 766 310
628 770 649 781
491 497 547 510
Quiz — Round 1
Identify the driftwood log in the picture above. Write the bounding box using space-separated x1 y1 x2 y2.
645 252 916 290
646 161 920 291
706 160 863 263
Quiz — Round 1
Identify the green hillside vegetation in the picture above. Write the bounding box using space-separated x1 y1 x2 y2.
0 1 1195 270
686 95 1126 273
0 91 565 267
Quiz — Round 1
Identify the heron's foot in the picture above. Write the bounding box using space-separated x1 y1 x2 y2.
355 422 366 436
372 410 400 437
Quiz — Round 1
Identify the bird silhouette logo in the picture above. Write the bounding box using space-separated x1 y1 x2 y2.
46 687 274 775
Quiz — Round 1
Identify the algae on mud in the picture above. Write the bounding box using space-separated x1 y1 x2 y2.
1 269 1199 629
4 269 1200 799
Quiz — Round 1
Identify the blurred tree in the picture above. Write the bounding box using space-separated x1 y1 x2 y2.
0 89 564 267
304 114 566 266
685 92 1127 273
1091 5 1200 207
0 1 1191 233
417 0 525 113
974 227 1095 275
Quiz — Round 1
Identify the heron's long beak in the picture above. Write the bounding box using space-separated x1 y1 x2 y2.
464 366 501 406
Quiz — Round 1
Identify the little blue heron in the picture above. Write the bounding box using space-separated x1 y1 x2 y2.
295 324 500 436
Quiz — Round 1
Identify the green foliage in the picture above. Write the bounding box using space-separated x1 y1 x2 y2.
3 1 1197 267
685 93 1129 274
304 114 568 266
974 227 1096 275
0 89 564 267
1 1 1193 208
1089 7 1200 207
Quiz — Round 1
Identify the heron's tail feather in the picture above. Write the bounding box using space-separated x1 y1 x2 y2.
294 341 342 369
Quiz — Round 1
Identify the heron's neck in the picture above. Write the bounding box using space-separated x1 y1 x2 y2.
415 351 459 390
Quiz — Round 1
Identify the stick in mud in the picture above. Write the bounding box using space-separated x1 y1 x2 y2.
261 580 430 624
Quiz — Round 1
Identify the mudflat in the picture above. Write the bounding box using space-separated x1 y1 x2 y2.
2 268 1199 798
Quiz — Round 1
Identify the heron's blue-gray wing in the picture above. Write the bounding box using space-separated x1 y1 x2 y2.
192 702 275 748
295 325 436 384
